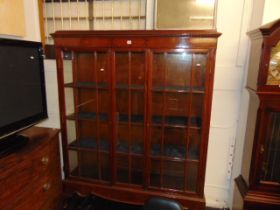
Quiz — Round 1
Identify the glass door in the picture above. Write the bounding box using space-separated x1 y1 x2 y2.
260 109 280 185
63 50 111 182
149 51 207 192
114 51 146 186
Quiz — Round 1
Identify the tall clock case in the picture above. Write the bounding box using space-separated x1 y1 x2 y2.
234 19 280 210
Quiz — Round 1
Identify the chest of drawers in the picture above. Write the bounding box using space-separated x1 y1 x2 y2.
0 127 62 210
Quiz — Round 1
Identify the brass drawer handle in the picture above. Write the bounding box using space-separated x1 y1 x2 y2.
43 183 51 191
41 156 49 165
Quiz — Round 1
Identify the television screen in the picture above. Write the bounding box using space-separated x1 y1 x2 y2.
0 39 48 138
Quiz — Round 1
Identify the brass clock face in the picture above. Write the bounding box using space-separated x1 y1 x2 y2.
267 41 280 85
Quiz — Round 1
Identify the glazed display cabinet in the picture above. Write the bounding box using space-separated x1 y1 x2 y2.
52 30 220 210
234 19 280 210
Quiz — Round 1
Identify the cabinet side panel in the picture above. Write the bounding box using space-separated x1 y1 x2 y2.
241 91 259 183
247 38 263 90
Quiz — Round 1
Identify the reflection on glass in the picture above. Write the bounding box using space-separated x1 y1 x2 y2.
267 41 280 85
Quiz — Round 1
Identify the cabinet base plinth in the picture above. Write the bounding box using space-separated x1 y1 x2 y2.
63 179 205 210
235 175 280 210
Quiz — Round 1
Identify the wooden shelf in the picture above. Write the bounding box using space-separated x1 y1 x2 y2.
64 82 109 89
68 138 199 160
66 111 202 127
67 112 109 122
64 82 204 93
152 86 205 94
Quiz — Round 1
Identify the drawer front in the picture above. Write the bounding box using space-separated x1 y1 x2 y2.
112 38 146 48
80 38 111 48
33 135 60 176
0 159 33 206
33 170 62 210
55 37 111 48
147 37 189 48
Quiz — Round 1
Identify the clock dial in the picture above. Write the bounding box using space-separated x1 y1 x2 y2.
267 41 280 85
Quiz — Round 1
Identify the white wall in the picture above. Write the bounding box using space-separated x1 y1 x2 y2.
204 0 253 207
262 0 280 24
0 0 40 41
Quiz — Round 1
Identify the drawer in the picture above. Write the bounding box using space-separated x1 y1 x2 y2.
33 137 60 176
33 173 62 210
0 160 33 199
55 37 111 48
147 37 189 48
112 38 146 48
80 38 111 48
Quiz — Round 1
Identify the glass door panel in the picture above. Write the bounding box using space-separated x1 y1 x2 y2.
149 51 207 192
117 154 129 183
162 161 185 190
63 50 111 182
115 51 146 185
261 111 280 183
188 128 201 160
150 159 161 188
131 156 144 185
152 52 192 90
79 151 98 179
186 162 198 192
190 93 204 127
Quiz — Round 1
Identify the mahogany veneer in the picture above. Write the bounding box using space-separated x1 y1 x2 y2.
0 127 62 210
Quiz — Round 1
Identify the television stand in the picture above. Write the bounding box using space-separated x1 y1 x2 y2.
0 133 29 158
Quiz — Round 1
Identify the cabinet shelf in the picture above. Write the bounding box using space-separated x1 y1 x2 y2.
115 85 205 93
116 142 144 155
116 84 145 91
152 86 205 93
64 82 205 94
68 138 199 160
151 115 202 127
69 138 110 152
70 167 111 182
67 112 109 122
66 112 201 127
151 144 199 160
64 82 109 89
118 114 144 123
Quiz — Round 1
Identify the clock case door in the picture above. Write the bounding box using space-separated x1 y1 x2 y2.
249 95 280 194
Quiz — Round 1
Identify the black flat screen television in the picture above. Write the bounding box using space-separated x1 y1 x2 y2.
0 38 48 156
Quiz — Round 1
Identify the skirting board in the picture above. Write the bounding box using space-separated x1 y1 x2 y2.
205 184 229 209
